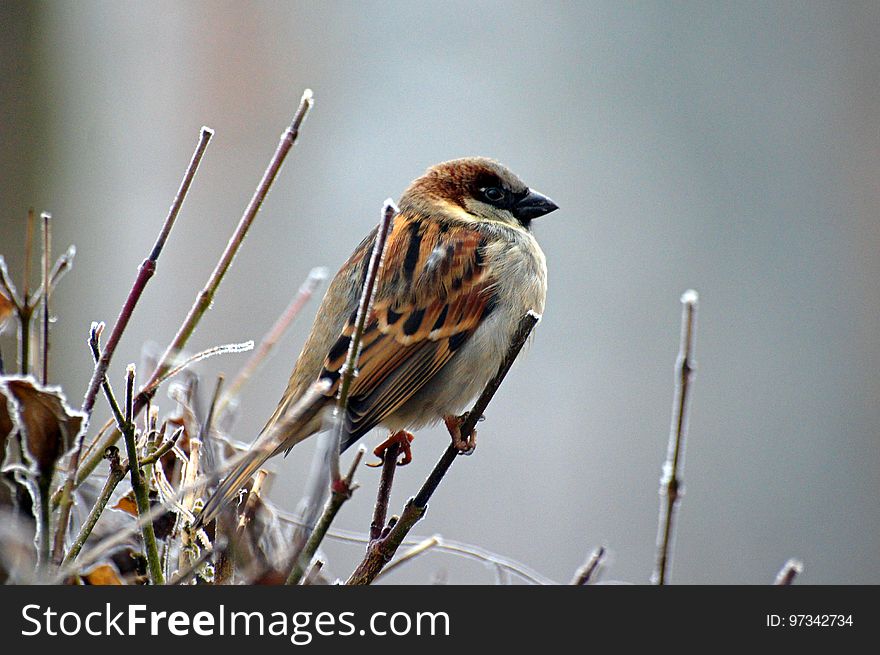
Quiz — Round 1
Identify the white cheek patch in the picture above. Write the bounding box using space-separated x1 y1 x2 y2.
437 199 480 222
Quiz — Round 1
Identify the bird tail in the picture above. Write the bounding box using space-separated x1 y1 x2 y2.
193 381 330 530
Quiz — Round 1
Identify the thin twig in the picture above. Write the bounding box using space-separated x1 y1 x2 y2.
55 382 329 582
652 290 699 585
135 91 314 416
285 448 364 585
54 128 213 558
330 199 397 481
7 211 35 374
119 364 164 584
80 126 213 421
61 447 126 566
346 311 541 585
23 208 35 303
301 559 324 585
80 126 213 422
370 441 401 541
374 536 440 581
570 545 606 585
40 212 50 385
0 257 22 308
284 199 395 583
141 341 253 399
215 267 327 421
202 375 224 442
29 244 76 306
774 558 803 585
139 426 183 467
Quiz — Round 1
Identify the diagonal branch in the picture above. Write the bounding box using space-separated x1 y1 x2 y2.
329 199 397 482
80 126 213 421
134 90 314 416
284 199 397 584
214 266 327 422
570 545 606 585
76 93 313 489
774 558 803 585
51 127 213 563
346 310 541 585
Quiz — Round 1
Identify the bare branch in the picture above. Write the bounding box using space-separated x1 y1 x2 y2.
140 340 253 399
284 447 365 585
346 311 541 585
0 256 22 308
54 127 213 558
570 545 606 585
652 289 699 585
40 211 51 385
330 199 397 481
374 536 440 581
215 266 327 421
135 91 314 415
61 447 126 566
80 126 213 421
369 441 401 541
120 364 164 584
774 558 803 585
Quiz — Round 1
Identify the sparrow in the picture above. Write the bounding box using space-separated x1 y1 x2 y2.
196 157 557 527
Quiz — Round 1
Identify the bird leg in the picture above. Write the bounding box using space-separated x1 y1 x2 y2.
444 414 477 454
367 430 415 467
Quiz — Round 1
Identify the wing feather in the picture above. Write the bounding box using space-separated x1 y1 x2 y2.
320 213 497 450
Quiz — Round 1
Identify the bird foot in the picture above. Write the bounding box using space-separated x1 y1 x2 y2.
444 414 476 454
367 431 415 467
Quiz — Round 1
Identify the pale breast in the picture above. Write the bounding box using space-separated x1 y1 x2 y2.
386 225 547 431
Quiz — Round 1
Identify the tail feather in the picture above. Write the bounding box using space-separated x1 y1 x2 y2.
194 446 275 530
193 381 330 529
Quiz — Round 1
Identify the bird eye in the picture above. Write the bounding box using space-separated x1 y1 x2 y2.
481 187 505 203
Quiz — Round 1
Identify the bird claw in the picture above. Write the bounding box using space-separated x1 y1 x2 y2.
366 431 415 467
444 414 477 454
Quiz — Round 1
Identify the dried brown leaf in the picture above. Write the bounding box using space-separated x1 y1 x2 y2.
112 491 139 518
0 377 84 476
82 562 126 585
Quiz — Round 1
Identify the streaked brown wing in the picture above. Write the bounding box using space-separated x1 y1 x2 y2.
319 213 498 448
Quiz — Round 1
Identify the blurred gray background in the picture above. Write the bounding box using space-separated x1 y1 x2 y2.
2 1 878 584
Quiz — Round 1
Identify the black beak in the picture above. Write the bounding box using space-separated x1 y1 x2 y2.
513 189 559 222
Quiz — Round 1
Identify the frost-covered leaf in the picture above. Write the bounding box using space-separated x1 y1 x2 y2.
0 376 85 477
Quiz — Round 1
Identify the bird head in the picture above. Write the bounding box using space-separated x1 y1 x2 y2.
399 157 558 230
